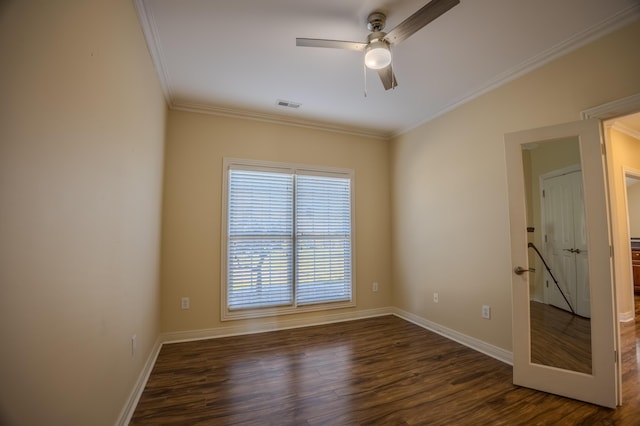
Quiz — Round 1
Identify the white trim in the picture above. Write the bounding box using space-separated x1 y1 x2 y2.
392 307 513 366
619 310 635 323
588 98 640 407
583 95 640 380
162 307 392 344
623 167 640 182
223 157 354 177
539 165 585 313
221 301 358 322
133 0 175 104
530 295 544 304
540 164 581 180
172 102 391 140
581 93 640 121
116 336 163 426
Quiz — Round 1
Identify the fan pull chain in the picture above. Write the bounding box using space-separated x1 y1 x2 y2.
363 56 368 97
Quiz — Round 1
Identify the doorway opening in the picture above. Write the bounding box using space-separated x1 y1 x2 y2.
603 112 640 322
625 173 640 299
602 110 640 406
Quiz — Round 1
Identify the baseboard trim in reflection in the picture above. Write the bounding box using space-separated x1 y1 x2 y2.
619 310 635 323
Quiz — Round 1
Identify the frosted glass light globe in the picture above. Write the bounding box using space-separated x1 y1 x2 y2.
364 42 391 70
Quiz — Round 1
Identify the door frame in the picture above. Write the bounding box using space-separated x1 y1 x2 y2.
539 165 583 312
581 93 640 404
622 167 640 317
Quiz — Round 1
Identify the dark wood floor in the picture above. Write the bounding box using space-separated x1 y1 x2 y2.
529 301 592 374
132 298 640 425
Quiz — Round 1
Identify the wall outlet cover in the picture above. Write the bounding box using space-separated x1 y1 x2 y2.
482 305 491 319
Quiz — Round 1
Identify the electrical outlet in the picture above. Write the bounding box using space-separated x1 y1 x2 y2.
372 282 379 292
131 334 137 357
181 297 190 310
433 292 439 303
482 305 491 319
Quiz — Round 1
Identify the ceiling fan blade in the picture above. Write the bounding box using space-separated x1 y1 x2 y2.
385 0 460 45
296 38 367 51
377 65 398 90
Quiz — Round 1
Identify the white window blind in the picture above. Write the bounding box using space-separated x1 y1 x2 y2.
227 170 294 309
296 174 352 305
224 161 353 316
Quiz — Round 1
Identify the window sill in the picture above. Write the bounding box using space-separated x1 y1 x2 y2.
221 300 356 322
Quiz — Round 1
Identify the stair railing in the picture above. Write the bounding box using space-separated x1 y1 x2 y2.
527 242 576 315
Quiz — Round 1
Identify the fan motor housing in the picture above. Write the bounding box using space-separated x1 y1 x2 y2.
367 12 386 32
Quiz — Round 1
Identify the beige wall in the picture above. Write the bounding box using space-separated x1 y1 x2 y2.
391 21 640 351
629 182 640 237
0 1 166 425
608 128 640 317
161 111 391 333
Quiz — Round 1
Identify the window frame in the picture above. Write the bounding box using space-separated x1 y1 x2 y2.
221 158 356 321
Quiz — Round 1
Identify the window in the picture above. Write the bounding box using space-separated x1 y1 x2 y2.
222 159 354 320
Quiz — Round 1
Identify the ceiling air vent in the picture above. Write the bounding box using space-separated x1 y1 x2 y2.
276 99 301 109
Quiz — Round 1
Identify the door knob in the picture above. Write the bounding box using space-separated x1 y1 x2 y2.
563 248 583 254
514 266 535 275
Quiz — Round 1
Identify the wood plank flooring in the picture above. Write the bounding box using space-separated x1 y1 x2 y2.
529 301 592 374
132 299 640 425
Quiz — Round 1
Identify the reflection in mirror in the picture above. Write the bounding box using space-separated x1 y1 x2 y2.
521 137 592 374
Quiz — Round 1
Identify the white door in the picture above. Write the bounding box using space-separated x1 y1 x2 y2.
505 119 618 408
542 169 590 317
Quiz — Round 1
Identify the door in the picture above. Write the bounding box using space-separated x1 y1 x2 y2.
542 169 590 317
505 119 618 408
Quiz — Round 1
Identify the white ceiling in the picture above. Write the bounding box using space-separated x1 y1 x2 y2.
136 0 640 139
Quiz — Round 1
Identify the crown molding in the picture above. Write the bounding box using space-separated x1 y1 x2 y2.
171 101 392 140
610 122 640 141
134 0 175 104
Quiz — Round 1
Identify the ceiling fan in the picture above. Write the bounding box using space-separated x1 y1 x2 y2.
296 0 460 90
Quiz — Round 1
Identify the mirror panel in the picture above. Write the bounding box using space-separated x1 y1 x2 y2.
521 137 592 374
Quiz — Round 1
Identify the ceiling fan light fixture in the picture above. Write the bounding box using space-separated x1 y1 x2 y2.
364 41 391 70
297 0 460 89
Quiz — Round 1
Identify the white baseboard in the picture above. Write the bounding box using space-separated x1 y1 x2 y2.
161 307 394 344
392 307 513 365
116 337 163 426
